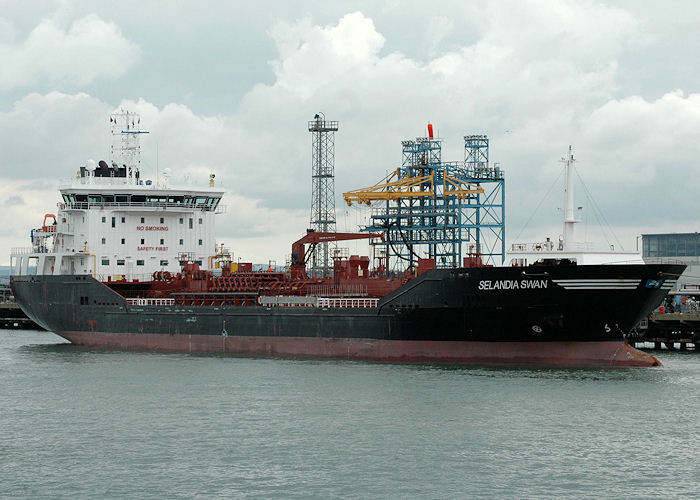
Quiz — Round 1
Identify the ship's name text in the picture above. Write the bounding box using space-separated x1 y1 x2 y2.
478 279 548 290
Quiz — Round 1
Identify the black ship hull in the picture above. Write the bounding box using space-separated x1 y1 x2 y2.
11 264 683 366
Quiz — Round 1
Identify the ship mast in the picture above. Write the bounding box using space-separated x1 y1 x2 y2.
110 110 149 185
560 145 578 251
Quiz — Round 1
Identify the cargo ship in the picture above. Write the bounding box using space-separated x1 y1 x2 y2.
9 113 683 366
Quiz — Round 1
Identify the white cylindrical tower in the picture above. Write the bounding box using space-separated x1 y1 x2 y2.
562 146 577 251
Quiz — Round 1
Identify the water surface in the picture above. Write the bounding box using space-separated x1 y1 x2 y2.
1 330 697 498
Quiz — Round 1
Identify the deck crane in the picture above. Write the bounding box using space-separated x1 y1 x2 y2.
290 230 383 279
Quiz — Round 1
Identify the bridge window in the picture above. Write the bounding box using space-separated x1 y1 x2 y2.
117 260 125 266
101 258 109 265
137 260 144 266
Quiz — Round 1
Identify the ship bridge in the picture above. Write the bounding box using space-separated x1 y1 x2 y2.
10 111 225 282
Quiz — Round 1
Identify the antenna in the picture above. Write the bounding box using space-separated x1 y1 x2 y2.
110 109 149 184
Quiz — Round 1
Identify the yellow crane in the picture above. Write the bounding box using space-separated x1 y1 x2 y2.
342 168 484 206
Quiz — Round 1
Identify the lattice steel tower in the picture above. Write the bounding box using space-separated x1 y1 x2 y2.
463 135 505 265
343 128 506 270
308 113 339 277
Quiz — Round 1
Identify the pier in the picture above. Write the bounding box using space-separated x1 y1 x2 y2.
0 303 41 329
632 311 699 351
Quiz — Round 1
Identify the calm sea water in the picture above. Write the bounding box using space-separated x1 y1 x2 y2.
1 329 698 499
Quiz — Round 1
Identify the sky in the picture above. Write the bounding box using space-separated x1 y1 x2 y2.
1 0 699 265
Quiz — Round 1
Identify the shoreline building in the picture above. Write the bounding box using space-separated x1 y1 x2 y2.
642 232 700 292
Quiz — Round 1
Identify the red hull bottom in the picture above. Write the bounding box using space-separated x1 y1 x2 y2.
59 332 661 367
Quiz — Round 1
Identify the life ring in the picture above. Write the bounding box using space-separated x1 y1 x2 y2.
535 244 542 251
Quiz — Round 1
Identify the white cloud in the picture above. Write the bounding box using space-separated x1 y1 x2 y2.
480 0 638 64
2 3 699 264
3 195 24 206
269 12 385 100
0 92 113 178
0 14 140 90
425 16 455 58
0 17 18 43
573 90 700 233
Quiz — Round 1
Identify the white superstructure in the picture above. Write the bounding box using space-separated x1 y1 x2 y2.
508 146 643 266
10 111 225 281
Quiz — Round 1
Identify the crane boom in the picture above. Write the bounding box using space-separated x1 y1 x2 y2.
290 230 383 280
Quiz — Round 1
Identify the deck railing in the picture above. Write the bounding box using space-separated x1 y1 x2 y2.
317 297 379 308
10 247 33 255
126 298 175 306
60 201 224 212
259 296 379 308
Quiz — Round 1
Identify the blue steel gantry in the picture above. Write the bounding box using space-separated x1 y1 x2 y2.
342 128 505 270
462 135 506 266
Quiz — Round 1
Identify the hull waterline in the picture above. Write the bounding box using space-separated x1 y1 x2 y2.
58 331 661 367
